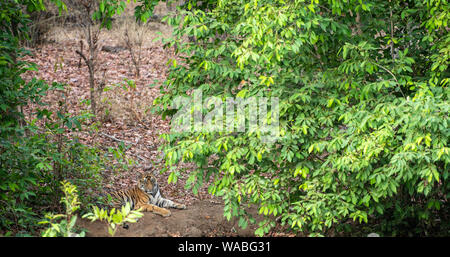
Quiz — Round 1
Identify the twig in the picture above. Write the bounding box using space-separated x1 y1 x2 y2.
99 132 136 146
98 68 107 94
78 40 83 68
389 0 395 60
373 62 405 96
372 62 397 82
129 152 147 162
75 49 88 65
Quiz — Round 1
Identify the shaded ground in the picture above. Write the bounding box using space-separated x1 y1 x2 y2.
78 201 261 237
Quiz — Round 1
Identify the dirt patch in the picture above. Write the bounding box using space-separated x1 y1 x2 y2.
78 201 262 237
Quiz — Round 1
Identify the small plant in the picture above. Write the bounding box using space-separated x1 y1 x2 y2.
98 78 146 125
83 202 143 237
39 181 85 237
123 20 148 78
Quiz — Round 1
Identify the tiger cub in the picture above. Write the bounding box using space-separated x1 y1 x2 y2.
109 173 186 217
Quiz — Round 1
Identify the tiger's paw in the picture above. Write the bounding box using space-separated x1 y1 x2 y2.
162 210 171 217
178 204 186 210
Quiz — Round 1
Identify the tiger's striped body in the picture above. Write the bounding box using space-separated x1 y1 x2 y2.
109 173 186 217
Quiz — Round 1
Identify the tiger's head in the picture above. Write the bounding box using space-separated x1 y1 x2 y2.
138 173 159 196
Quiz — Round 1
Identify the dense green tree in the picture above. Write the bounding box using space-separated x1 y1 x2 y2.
154 0 449 236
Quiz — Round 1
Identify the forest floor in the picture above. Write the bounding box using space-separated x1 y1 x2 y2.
22 4 294 237
78 200 262 237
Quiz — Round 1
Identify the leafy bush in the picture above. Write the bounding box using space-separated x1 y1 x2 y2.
83 202 144 236
40 181 144 237
0 0 113 235
154 0 449 236
39 181 86 237
0 80 108 234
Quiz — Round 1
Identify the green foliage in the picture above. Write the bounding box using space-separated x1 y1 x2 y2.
39 181 85 237
154 0 450 236
94 0 129 29
0 82 107 233
83 203 144 236
0 0 116 235
94 0 165 25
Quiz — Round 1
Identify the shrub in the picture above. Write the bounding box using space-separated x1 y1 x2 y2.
0 0 114 236
39 181 86 237
154 0 449 236
83 202 144 236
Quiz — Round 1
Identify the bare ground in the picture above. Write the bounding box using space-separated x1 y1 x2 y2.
78 201 262 237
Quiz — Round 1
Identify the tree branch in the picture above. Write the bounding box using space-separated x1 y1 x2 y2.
75 49 88 66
